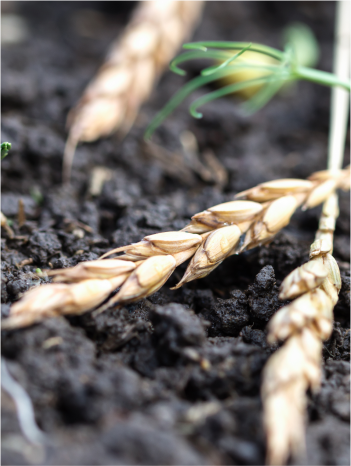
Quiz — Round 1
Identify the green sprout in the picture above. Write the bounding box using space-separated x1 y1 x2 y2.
1 142 11 160
145 23 350 139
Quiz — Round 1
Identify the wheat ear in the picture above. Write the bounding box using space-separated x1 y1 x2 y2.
261 192 341 465
262 3 350 463
63 0 204 183
2 167 349 330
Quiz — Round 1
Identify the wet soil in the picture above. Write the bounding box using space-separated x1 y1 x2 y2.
1 2 350 465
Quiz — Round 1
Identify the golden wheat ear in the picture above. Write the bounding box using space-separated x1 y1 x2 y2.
262 1 350 462
3 164 349 330
63 1 204 183
262 193 341 466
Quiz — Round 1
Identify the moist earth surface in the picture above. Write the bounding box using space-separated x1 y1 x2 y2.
1 2 350 465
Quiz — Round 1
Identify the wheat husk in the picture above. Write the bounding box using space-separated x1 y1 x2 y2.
3 167 348 329
47 259 136 282
279 258 328 300
262 191 342 465
173 225 241 288
105 254 176 306
63 0 204 183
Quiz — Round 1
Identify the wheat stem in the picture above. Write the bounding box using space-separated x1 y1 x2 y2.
328 0 350 171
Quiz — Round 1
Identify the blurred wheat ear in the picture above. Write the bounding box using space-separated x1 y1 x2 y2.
63 0 204 184
262 2 350 464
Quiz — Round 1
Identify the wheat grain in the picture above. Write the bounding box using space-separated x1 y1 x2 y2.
2 167 348 329
100 231 203 260
278 258 328 300
173 225 242 288
47 258 136 282
262 192 342 465
63 0 204 183
104 254 177 306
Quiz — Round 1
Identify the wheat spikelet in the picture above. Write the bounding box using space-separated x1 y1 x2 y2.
2 167 349 330
262 190 342 465
63 0 205 183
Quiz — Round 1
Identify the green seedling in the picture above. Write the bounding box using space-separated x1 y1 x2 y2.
1 142 11 160
145 24 350 139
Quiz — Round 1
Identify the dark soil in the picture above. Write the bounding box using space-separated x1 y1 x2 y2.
1 2 350 465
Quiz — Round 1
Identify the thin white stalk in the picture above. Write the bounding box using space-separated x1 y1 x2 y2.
328 0 350 170
1 358 47 445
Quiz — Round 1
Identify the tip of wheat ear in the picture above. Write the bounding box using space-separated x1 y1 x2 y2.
2 278 124 329
62 0 205 183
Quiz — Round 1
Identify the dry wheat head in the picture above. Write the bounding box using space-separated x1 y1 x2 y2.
2 168 349 329
63 1 204 182
262 192 342 465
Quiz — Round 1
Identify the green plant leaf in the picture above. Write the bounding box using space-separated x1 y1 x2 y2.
188 76 275 118
1 142 11 160
242 72 290 114
145 64 280 139
201 43 252 76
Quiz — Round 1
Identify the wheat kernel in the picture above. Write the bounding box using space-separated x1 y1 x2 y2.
269 289 333 344
191 200 263 228
262 196 298 233
48 259 136 282
174 225 241 288
144 231 202 253
303 179 338 210
113 255 176 304
236 179 314 202
309 239 332 257
322 254 341 292
279 259 328 300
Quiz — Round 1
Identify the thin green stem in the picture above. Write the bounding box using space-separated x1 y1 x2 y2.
244 74 290 114
294 66 350 90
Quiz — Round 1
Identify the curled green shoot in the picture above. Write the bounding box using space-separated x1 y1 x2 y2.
189 76 277 118
144 63 279 139
201 43 253 76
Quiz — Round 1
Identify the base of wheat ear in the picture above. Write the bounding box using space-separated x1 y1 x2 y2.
2 166 349 330
63 0 204 183
262 190 342 465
